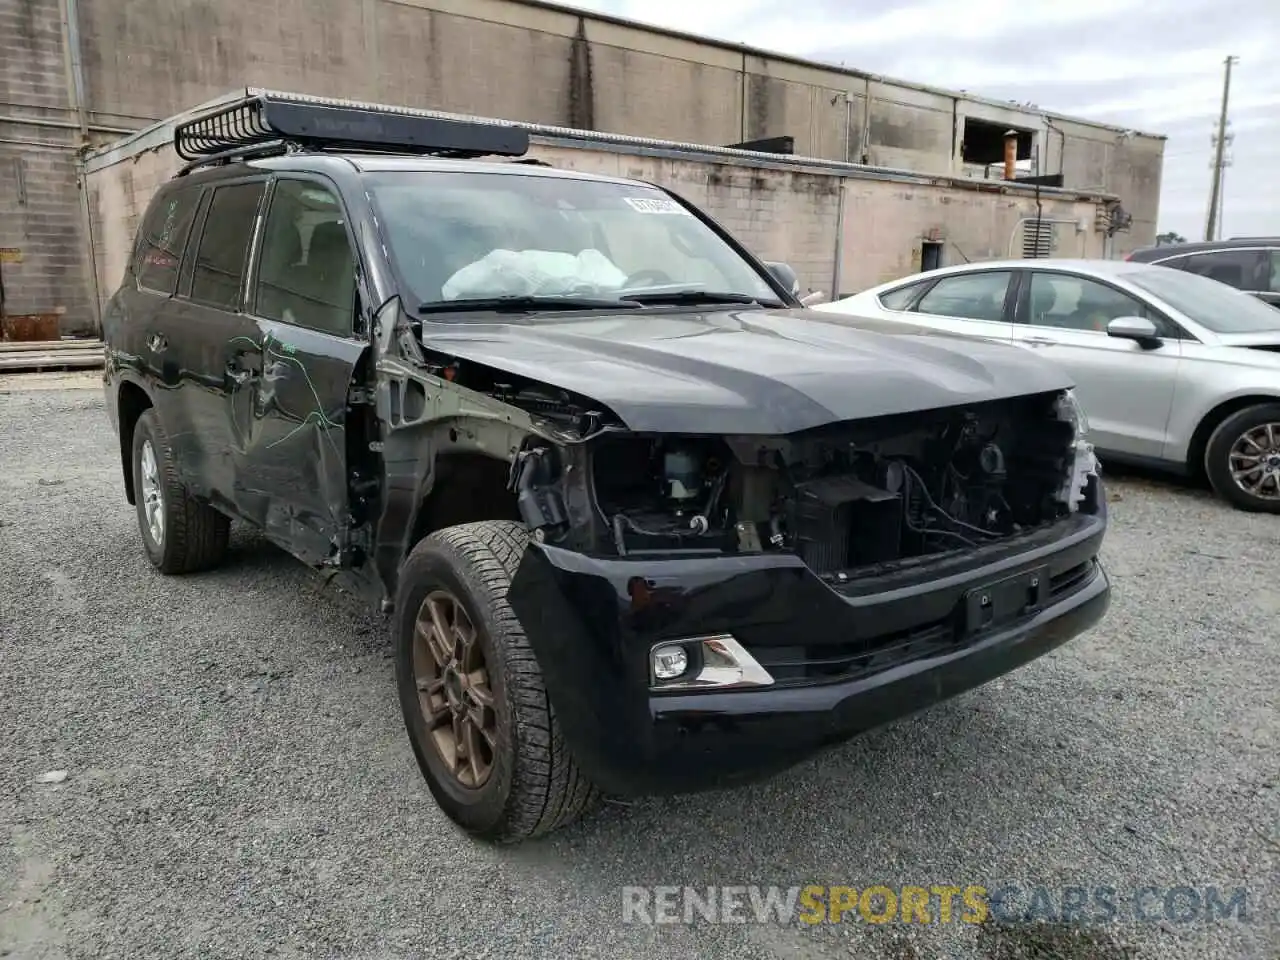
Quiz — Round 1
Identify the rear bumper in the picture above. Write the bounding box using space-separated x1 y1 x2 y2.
507 481 1110 797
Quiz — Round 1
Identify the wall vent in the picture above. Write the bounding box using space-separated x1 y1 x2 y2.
1022 220 1055 258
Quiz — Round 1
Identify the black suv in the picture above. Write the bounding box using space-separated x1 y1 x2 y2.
1126 237 1280 308
102 93 1111 842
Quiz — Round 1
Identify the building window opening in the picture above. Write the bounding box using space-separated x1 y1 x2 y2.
962 119 1034 172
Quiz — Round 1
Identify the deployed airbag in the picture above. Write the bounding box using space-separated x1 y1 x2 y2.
441 248 628 300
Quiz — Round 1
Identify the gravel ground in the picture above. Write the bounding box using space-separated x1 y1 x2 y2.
1 375 1276 960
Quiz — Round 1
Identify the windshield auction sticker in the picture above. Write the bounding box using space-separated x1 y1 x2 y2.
623 196 692 215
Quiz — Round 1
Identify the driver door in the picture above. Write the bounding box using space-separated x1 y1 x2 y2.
229 175 368 566
1011 269 1183 459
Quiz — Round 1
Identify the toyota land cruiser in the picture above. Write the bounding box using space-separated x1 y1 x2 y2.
102 93 1111 843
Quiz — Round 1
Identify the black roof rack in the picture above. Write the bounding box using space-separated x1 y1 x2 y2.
173 93 530 174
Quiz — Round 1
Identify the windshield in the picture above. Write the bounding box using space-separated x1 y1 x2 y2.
366 171 781 312
1127 266 1280 334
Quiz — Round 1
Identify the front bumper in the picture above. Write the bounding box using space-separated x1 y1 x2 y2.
507 481 1110 797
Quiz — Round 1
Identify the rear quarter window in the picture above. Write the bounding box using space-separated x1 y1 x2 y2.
134 188 201 294
878 280 929 310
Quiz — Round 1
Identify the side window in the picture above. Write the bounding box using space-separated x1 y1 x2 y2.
1267 250 1280 294
1026 273 1164 334
134 188 200 294
254 179 356 336
1178 250 1265 291
189 182 265 311
878 280 929 310
913 272 1011 322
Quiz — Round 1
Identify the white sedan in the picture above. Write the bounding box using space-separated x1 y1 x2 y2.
811 258 1280 512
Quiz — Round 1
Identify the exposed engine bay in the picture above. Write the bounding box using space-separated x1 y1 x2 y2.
408 351 1095 579
585 391 1094 576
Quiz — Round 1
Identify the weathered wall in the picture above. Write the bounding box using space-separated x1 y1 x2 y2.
862 81 956 173
6 0 1163 333
837 182 1102 296
1051 118 1165 253
0 0 92 334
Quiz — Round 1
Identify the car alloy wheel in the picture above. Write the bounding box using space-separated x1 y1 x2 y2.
139 438 165 546
1228 421 1280 502
412 589 497 789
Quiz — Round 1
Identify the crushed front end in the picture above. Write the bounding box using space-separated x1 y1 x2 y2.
502 387 1109 796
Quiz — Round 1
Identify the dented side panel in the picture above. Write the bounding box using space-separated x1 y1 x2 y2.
227 318 368 566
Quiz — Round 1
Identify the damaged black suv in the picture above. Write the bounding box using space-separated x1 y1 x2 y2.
102 93 1111 842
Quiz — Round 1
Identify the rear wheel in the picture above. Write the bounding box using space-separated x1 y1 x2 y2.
393 520 599 842
131 409 231 572
1204 403 1280 513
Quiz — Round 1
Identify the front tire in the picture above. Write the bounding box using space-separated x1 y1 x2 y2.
131 409 231 573
1204 403 1280 513
393 520 599 843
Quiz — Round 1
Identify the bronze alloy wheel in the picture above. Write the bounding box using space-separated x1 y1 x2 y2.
394 521 600 840
412 589 497 789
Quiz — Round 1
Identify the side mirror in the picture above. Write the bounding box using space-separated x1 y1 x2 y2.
1107 315 1162 347
764 261 801 298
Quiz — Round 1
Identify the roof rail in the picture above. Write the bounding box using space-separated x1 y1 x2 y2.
173 92 530 175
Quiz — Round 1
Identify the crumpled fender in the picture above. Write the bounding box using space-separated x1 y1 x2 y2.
506 542 656 795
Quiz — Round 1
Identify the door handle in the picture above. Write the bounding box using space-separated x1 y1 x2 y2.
226 348 262 384
1023 336 1058 346
146 332 168 352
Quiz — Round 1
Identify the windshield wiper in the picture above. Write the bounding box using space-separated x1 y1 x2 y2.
417 295 639 314
619 289 782 307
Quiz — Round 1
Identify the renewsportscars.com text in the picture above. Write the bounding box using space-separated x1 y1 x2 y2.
621 883 1251 926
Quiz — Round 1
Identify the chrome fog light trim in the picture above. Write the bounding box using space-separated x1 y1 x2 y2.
652 644 690 680
649 634 774 691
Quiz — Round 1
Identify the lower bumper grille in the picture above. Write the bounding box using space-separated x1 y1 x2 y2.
750 620 956 686
748 558 1099 687
1051 560 1093 595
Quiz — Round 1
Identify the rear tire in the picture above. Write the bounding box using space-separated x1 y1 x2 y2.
393 520 599 843
1204 402 1280 513
131 409 231 573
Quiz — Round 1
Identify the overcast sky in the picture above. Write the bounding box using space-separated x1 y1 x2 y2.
563 0 1278 241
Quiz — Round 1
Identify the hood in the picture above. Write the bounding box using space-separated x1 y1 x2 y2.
418 307 1074 435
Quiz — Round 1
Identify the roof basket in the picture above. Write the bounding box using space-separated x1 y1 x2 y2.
173 92 530 172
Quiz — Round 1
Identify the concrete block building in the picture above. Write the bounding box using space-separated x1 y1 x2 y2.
2 0 1165 334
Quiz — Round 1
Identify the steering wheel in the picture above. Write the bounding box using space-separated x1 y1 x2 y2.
623 268 674 288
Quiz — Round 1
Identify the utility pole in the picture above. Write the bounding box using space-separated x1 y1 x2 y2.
1205 54 1237 241
1217 166 1227 238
